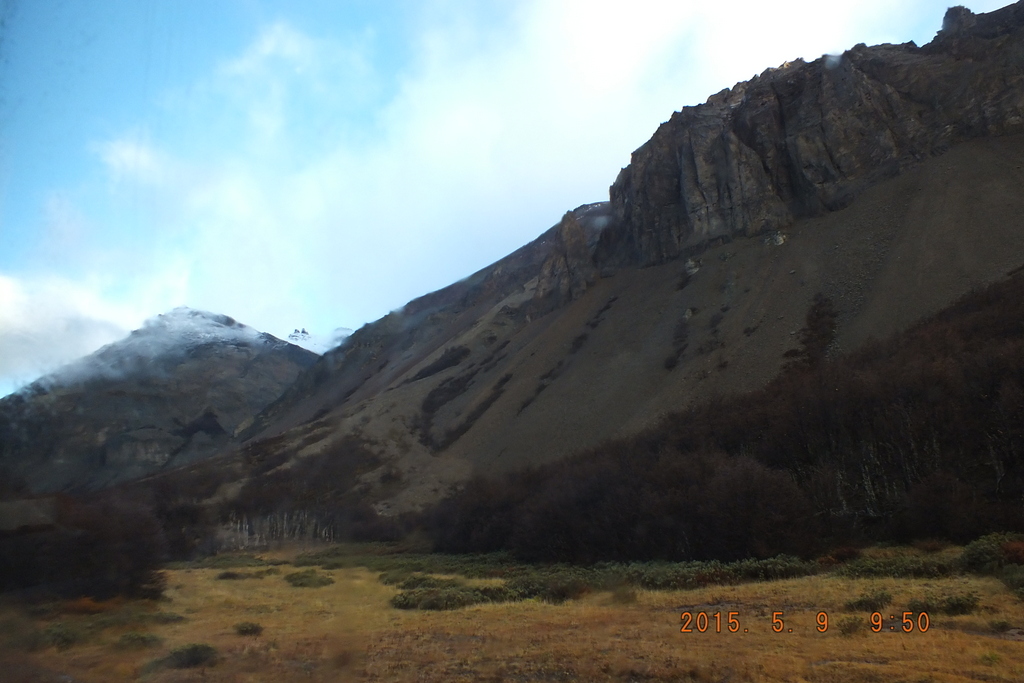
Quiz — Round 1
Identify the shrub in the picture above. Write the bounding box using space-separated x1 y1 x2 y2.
989 620 1011 633
284 569 335 588
164 643 217 668
539 576 591 604
999 565 1024 593
960 533 1024 573
838 616 862 636
907 592 979 615
940 593 979 615
391 587 484 611
906 596 939 613
837 556 955 579
845 590 893 612
1001 540 1024 565
234 621 264 636
146 612 186 624
397 575 461 590
117 632 163 649
43 622 83 650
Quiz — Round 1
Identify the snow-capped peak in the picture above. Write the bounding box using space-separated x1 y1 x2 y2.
286 326 352 355
29 307 271 390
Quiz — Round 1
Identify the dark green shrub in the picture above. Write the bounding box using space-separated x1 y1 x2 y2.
999 565 1024 593
959 533 1024 573
837 556 955 579
540 576 591 604
907 592 979 615
940 593 979 615
43 622 83 650
397 575 461 590
906 596 939 613
164 643 217 668
234 621 264 636
284 569 334 588
845 590 893 612
391 587 483 610
146 612 186 624
117 632 163 649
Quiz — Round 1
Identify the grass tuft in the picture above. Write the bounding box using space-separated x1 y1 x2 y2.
162 643 218 669
234 621 264 636
116 631 163 649
284 569 335 588
844 590 893 612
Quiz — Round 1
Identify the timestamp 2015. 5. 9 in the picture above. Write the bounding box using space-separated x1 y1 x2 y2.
680 610 931 634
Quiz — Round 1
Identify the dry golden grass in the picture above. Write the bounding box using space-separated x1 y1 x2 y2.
2 551 1023 682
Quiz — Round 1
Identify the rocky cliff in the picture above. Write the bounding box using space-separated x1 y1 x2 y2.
224 2 1024 515
598 3 1024 267
0 308 318 493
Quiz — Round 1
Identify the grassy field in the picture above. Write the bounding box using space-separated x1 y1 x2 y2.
1 543 1022 682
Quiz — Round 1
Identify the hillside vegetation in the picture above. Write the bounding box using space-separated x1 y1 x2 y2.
429 269 1024 562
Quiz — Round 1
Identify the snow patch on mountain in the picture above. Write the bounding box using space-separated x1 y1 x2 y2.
27 307 288 390
287 326 353 355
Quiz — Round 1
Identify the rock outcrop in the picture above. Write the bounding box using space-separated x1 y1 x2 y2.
598 3 1024 267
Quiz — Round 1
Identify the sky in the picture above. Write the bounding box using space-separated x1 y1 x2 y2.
0 0 1012 397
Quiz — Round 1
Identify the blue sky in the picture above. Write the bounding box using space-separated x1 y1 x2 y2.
0 0 1011 396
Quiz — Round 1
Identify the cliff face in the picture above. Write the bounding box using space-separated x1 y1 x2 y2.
222 2 1024 515
0 309 318 493
599 3 1024 267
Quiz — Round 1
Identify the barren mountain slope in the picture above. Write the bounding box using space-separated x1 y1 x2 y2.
234 133 1024 513
230 3 1024 514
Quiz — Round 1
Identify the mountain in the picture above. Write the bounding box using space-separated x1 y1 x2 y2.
4 3 1024 522
0 308 318 493
228 3 1024 515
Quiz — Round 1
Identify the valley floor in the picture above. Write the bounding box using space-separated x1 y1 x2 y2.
1 545 1022 683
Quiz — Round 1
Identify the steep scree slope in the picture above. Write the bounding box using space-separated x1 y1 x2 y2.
233 3 1024 514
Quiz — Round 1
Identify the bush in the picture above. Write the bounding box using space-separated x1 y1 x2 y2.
234 621 264 636
43 622 83 650
837 556 956 579
146 612 186 624
906 596 939 613
999 565 1024 593
391 587 484 611
838 616 862 636
0 494 167 599
940 593 979 615
397 575 461 590
284 569 335 588
163 643 217 669
117 632 163 649
960 533 1024 573
906 593 979 615
989 620 1011 633
845 590 893 612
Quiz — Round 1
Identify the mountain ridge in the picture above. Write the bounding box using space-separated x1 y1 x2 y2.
226 2 1024 514
0 308 318 493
